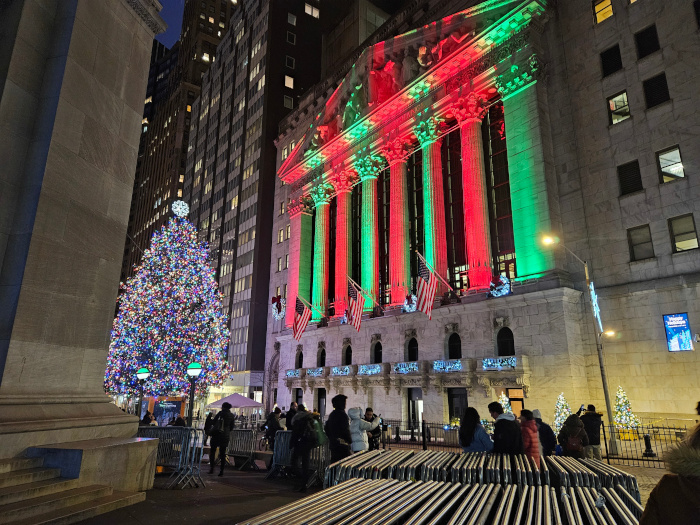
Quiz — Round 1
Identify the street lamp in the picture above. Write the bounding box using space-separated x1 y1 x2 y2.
136 367 150 419
186 362 203 427
541 235 616 432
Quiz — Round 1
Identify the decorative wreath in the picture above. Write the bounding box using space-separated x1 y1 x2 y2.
271 296 286 320
403 294 418 313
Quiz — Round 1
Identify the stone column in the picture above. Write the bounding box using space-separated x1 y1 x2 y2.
381 139 411 304
496 54 559 279
355 154 384 310
310 184 332 320
331 170 356 315
453 92 493 289
415 116 448 293
286 195 314 327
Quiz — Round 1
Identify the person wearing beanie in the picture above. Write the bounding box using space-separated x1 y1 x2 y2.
533 408 557 457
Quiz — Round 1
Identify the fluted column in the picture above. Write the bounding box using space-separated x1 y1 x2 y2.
331 169 356 315
453 92 492 289
286 195 314 327
415 116 448 293
355 154 384 310
381 139 411 304
310 183 332 320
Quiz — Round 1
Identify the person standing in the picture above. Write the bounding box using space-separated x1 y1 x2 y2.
579 404 603 460
285 401 298 430
348 407 381 453
203 412 214 446
459 407 494 453
364 408 382 451
519 410 541 468
290 405 316 492
532 409 557 457
209 402 235 476
557 414 589 459
488 401 524 455
325 395 352 463
265 407 283 450
140 411 152 426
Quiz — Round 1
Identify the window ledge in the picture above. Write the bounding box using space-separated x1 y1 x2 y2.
645 99 673 114
629 257 656 264
619 188 645 200
672 247 700 255
608 116 633 131
659 176 687 186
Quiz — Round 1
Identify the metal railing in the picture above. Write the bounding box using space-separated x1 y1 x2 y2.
602 422 688 468
265 430 331 489
224 429 257 471
136 426 206 489
380 420 463 453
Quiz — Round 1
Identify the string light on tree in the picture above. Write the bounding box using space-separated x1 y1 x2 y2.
104 203 230 398
614 386 640 429
553 392 572 434
497 392 512 413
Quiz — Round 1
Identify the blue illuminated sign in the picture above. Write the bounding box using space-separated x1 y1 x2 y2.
393 362 419 374
433 360 463 373
331 366 351 376
663 313 694 352
358 364 382 376
306 367 324 377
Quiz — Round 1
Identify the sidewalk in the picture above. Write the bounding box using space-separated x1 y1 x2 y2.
609 462 664 506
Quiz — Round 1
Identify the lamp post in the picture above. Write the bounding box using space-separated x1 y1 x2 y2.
136 367 150 419
542 236 616 431
186 362 203 427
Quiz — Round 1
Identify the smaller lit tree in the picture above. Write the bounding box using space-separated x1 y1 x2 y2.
497 392 512 413
553 393 572 434
614 386 640 429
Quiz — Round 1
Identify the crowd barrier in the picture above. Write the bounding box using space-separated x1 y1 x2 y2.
240 478 643 525
265 430 330 489
225 429 258 471
136 426 205 489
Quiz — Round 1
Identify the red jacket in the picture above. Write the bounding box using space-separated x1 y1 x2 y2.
520 419 540 468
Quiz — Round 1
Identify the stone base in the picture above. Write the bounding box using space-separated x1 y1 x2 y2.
26 437 158 492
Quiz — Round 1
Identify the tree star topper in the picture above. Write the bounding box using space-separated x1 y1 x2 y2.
172 200 189 217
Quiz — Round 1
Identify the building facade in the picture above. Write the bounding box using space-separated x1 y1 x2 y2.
266 0 700 423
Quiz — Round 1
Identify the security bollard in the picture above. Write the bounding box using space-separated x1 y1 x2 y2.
642 434 657 457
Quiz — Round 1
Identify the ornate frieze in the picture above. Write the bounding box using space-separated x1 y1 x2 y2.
495 53 545 98
342 337 352 347
371 333 382 344
444 323 459 334
288 195 313 218
451 92 488 125
405 329 417 340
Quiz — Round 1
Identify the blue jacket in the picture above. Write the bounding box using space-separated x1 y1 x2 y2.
461 425 494 453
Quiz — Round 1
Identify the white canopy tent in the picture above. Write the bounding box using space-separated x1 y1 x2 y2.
206 393 264 428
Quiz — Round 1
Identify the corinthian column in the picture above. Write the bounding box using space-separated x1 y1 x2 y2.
331 169 356 315
381 138 411 304
286 195 314 327
310 183 333 320
355 154 384 310
453 92 492 289
415 116 448 293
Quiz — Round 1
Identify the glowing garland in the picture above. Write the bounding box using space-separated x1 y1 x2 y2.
271 297 286 321
402 294 418 313
104 216 230 398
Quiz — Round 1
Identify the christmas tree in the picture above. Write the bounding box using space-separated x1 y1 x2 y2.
553 393 572 434
614 386 640 429
497 392 512 413
104 202 230 398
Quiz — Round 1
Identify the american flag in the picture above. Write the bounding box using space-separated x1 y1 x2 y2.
293 297 311 340
347 281 365 331
416 257 438 319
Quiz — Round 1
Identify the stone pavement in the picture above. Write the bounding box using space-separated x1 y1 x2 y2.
610 463 665 506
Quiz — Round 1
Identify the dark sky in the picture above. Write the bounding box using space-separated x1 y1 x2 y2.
156 0 185 49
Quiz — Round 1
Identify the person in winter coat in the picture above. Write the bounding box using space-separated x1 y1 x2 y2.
140 411 152 426
364 408 382 451
533 409 557 457
265 407 283 450
209 402 235 476
557 414 589 459
325 395 352 463
519 410 541 468
459 407 494 453
348 407 381 452
203 412 214 445
488 402 524 455
579 404 603 460
640 423 700 524
285 401 298 430
289 405 315 492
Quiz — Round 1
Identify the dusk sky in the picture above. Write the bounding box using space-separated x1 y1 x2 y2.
156 0 185 48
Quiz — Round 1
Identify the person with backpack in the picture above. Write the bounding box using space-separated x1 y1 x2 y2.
348 407 381 452
558 413 589 458
208 402 235 476
532 409 557 457
579 404 603 460
290 404 316 492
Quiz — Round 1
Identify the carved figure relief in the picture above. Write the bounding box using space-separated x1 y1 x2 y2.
342 83 366 129
402 49 420 85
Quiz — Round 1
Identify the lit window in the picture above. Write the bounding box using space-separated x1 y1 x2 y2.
208 16 214 23
285 254 289 268
219 21 225 28
286 225 290 238
288 13 296 25
179 174 185 183
627 225 654 261
202 53 210 62
144 96 152 104
657 146 684 183
284 95 294 109
305 3 319 18
607 91 630 125
177 189 183 197
142 117 148 124
643 73 670 109
278 229 284 243
282 146 288 159
669 214 699 252
276 286 281 296
284 75 294 89
594 0 613 24
187 105 191 112
287 31 296 44
277 257 283 272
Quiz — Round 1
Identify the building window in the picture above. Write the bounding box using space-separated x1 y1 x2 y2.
447 333 462 359
497 327 515 356
317 349 325 367
282 146 288 159
635 25 660 60
284 75 294 89
607 91 630 125
287 13 296 25
287 31 296 44
296 351 303 369
277 229 284 243
277 257 283 271
285 55 295 69
695 0 700 28
600 45 622 77
305 3 319 18
284 95 294 109
371 342 382 364
593 0 613 23
279 201 285 215
286 225 291 238
407 338 418 361
657 146 684 183
669 214 699 253
627 225 654 261
643 73 670 109
276 286 281 296
202 53 210 62
617 160 643 196
343 346 352 365
285 254 289 268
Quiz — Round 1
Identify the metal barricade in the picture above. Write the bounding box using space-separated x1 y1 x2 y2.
264 430 330 488
225 429 257 470
136 426 205 489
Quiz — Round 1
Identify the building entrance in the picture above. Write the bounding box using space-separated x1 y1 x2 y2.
447 388 469 422
317 388 327 419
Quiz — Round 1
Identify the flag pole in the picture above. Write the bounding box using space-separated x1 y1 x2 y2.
296 295 326 319
415 250 456 293
347 275 383 310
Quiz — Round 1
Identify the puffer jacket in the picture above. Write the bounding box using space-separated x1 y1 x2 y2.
520 419 541 468
348 407 381 452
640 438 700 524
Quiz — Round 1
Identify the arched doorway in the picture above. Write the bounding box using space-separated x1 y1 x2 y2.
407 338 418 361
497 327 515 356
447 333 462 359
371 342 382 364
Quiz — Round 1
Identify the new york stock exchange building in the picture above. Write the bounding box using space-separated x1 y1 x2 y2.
263 0 700 425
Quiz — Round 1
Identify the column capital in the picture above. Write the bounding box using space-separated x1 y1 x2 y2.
380 137 410 166
330 169 358 195
355 154 385 182
414 115 446 147
452 92 488 125
495 53 546 99
288 194 314 217
310 182 333 206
